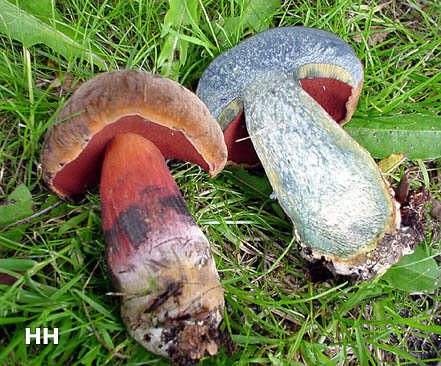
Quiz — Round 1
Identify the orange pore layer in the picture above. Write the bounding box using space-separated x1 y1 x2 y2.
300 78 352 123
223 78 353 165
52 115 209 198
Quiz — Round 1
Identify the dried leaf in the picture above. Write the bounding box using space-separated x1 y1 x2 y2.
430 199 441 222
395 172 410 204
378 153 407 173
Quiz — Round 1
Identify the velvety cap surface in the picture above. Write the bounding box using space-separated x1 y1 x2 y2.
41 70 227 199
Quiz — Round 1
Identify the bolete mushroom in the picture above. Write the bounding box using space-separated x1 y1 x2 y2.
197 27 423 279
41 70 227 362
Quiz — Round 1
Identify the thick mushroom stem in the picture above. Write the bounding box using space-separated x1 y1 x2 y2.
196 27 425 278
217 76 353 166
100 133 224 361
242 73 420 279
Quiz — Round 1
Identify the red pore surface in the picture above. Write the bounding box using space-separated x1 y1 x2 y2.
100 133 196 279
300 78 352 123
52 116 209 198
223 109 259 165
224 78 352 165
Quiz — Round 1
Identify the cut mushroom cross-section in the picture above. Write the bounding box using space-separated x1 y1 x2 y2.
41 70 227 362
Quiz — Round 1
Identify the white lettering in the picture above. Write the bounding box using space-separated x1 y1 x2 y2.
43 328 58 344
25 328 40 344
25 328 59 344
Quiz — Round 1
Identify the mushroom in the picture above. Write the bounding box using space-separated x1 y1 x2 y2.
197 27 362 167
41 70 227 362
197 27 423 279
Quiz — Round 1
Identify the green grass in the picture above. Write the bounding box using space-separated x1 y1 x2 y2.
1 0 441 365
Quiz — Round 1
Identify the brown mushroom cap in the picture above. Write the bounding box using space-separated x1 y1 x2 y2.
41 70 227 200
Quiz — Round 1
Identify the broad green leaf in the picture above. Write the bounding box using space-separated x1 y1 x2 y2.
222 16 242 40
9 0 99 54
163 0 198 26
0 0 106 69
58 211 89 235
162 27 213 49
215 0 278 46
382 246 441 292
213 16 242 48
0 317 31 325
1 226 26 242
159 0 200 78
40 195 65 218
0 258 36 285
7 0 49 17
0 258 37 271
8 183 31 202
0 184 33 225
345 114 441 159
214 223 241 244
242 0 279 32
7 0 56 23
227 166 273 198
